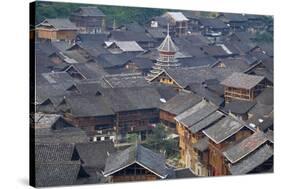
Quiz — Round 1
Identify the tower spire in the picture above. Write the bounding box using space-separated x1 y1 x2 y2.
167 23 170 36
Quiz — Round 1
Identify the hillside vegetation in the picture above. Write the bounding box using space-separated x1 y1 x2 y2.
35 1 165 25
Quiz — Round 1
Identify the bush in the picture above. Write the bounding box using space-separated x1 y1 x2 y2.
144 124 178 158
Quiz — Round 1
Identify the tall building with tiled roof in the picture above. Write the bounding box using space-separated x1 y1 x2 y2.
146 25 180 80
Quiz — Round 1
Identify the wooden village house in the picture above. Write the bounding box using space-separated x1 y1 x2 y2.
64 86 162 142
173 96 265 176
218 13 248 32
198 18 229 43
175 100 220 176
202 116 254 176
162 12 189 37
70 7 106 34
159 91 201 131
223 130 273 175
221 72 266 102
36 19 78 41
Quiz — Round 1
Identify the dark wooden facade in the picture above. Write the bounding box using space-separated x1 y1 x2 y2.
224 80 266 102
176 112 253 176
116 109 159 141
222 73 267 102
70 8 106 33
208 128 252 176
64 113 115 136
176 123 209 176
65 108 159 142
160 110 177 129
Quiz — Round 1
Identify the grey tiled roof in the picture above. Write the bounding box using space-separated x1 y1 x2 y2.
127 57 154 70
223 100 256 114
174 168 197 178
97 52 139 68
221 72 265 89
188 83 225 106
35 127 89 144
68 63 107 80
102 73 150 88
203 116 244 144
175 100 218 128
76 141 116 170
110 30 154 43
101 87 162 112
212 57 251 71
160 91 202 116
107 41 145 52
39 18 77 30
34 113 61 129
103 144 168 178
255 87 273 106
258 117 273 132
223 131 269 163
146 28 166 39
248 103 273 119
228 144 273 175
162 66 229 89
189 111 224 134
66 94 114 117
179 57 217 68
199 18 228 29
35 143 76 162
66 86 162 116
35 161 81 187
41 72 74 84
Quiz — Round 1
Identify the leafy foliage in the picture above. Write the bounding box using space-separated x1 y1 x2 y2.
126 133 139 143
144 124 178 158
35 1 165 25
254 31 273 43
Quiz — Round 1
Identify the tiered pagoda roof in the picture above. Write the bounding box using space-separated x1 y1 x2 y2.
157 33 179 53
146 25 180 80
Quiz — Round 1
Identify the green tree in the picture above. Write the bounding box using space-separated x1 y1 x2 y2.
35 1 165 25
254 31 273 43
144 124 178 158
